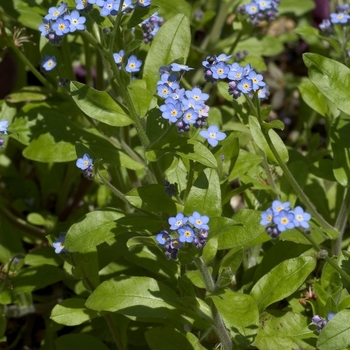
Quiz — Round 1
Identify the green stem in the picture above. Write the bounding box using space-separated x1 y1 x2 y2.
301 231 350 284
246 95 337 234
0 201 45 239
333 188 350 255
183 160 195 202
195 258 233 350
8 42 55 93
61 36 75 81
83 36 93 87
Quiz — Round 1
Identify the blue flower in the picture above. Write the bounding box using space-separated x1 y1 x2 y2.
64 10 86 32
168 212 188 230
217 53 232 62
189 211 210 230
237 78 253 93
121 0 134 11
156 230 170 245
199 125 226 147
273 210 295 232
170 63 194 72
245 2 259 15
53 233 67 254
178 225 195 243
182 108 199 125
248 70 266 90
125 55 142 73
256 0 272 10
257 86 268 99
75 0 90 10
292 206 311 229
272 200 290 214
327 312 335 320
157 73 179 89
227 63 245 81
260 208 273 226
41 56 57 72
45 3 67 21
157 84 173 98
76 153 93 170
0 120 9 135
113 50 124 65
100 0 119 17
160 100 183 123
330 12 350 24
52 17 71 36
39 19 51 36
210 61 229 80
185 87 209 103
137 0 151 6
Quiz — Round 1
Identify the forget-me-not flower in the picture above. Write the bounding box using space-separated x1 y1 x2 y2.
199 125 226 147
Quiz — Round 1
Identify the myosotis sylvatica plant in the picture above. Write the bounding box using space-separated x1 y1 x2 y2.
2 0 350 349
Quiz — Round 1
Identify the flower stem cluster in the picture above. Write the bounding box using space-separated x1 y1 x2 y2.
311 313 335 333
202 54 268 100
0 120 9 149
140 12 164 43
260 200 311 238
156 212 210 260
76 153 94 180
237 0 280 25
39 2 86 45
319 5 350 35
156 63 212 133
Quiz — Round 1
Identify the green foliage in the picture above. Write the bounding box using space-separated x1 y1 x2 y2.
1 0 350 348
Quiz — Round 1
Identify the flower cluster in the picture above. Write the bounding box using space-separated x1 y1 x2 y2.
260 200 311 238
76 153 94 180
39 3 86 45
74 0 150 17
140 12 164 43
202 54 268 100
237 0 280 25
113 50 142 73
156 64 208 132
156 212 210 260
312 313 335 333
319 4 350 34
0 120 8 149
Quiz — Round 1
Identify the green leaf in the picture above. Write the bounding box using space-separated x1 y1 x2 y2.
249 116 289 164
250 256 316 312
145 327 195 350
235 36 284 57
255 310 316 350
25 247 61 266
147 138 217 168
298 78 339 119
210 290 259 347
70 81 133 126
55 334 110 350
185 270 206 289
11 265 65 294
210 211 269 251
126 184 177 213
144 14 191 90
229 150 262 181
330 113 350 186
184 168 222 217
126 5 159 28
279 0 315 15
65 210 124 252
85 276 208 328
303 53 350 115
317 310 350 350
51 298 99 326
152 0 192 20
128 80 155 118
5 86 49 103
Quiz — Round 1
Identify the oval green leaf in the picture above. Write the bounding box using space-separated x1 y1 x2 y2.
250 256 316 312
